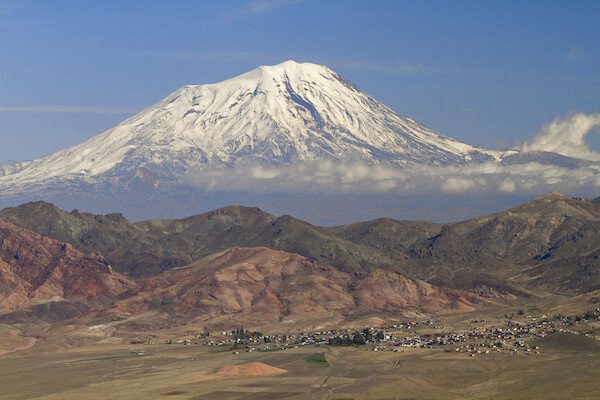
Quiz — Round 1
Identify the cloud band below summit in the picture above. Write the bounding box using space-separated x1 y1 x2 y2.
184 158 600 196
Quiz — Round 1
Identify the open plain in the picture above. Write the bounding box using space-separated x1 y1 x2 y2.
1 306 599 400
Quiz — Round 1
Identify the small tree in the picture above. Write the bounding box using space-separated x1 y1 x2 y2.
353 332 366 345
233 326 246 339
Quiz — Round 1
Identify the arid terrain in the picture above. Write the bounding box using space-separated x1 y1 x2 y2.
1 305 599 400
1 192 600 399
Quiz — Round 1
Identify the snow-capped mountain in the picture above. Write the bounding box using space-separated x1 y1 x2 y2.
0 60 507 195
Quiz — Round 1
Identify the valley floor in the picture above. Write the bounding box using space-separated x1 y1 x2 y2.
1 329 599 400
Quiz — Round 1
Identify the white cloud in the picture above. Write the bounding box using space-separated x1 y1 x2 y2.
183 158 600 197
498 179 516 193
0 105 140 114
441 177 476 193
215 0 309 23
520 113 600 161
250 0 308 14
566 48 584 64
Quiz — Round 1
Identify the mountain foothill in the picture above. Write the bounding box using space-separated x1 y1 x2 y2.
0 192 598 333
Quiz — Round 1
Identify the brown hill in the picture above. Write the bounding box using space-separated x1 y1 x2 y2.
126 208 397 276
0 217 136 314
214 362 287 377
326 217 441 256
0 201 145 256
0 213 474 330
533 332 600 354
119 247 474 328
5 192 600 335
0 203 399 277
406 192 600 293
2 192 598 295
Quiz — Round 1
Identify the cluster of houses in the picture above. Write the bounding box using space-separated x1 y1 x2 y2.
153 309 599 356
391 310 599 356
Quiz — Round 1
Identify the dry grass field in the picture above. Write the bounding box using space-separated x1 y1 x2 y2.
1 331 599 400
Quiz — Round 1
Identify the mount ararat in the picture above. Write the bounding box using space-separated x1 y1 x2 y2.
0 61 591 222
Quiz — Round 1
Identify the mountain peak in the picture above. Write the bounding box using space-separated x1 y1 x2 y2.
188 60 330 89
258 59 323 72
254 60 328 76
0 61 502 197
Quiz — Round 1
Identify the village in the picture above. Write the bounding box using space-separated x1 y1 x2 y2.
147 309 600 357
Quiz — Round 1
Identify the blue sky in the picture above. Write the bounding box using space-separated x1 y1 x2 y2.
0 0 599 162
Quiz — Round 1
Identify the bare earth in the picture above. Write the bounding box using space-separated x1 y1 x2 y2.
0 325 36 356
214 362 288 377
0 322 598 400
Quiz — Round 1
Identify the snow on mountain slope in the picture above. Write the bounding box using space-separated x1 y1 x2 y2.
0 60 506 194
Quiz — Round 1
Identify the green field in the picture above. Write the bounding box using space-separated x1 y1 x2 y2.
304 352 330 367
